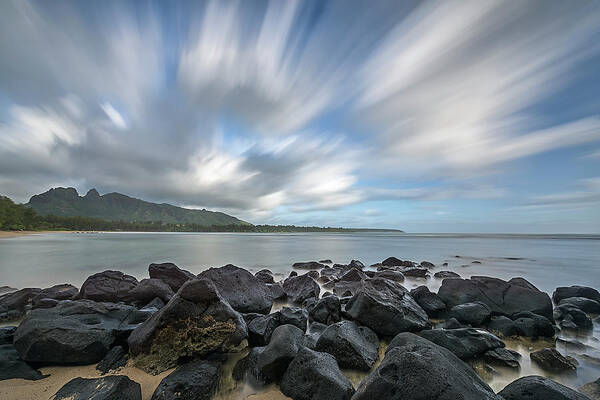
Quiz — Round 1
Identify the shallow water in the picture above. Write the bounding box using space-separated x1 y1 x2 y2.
1 231 600 395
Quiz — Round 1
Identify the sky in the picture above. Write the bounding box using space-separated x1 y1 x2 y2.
0 0 599 233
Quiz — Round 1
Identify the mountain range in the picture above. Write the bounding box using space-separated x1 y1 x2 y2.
27 187 248 226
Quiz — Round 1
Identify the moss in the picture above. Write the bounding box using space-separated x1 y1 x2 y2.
134 315 237 374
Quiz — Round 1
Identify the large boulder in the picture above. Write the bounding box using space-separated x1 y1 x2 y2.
499 375 590 400
315 320 379 371
31 284 78 308
438 276 553 320
558 297 600 314
529 348 577 372
449 301 492 326
512 311 555 338
293 261 327 270
14 300 148 365
96 345 128 374
484 348 521 368
344 278 429 336
255 324 305 382
410 286 446 317
488 316 518 337
0 287 41 321
77 270 139 303
303 322 328 349
0 326 16 345
554 304 593 330
280 347 355 400
148 262 195 291
127 279 174 305
151 359 222 400
247 307 308 346
128 279 247 374
353 332 502 400
553 286 600 304
0 343 47 381
374 270 405 283
283 274 320 304
198 264 273 314
419 328 504 360
51 375 141 400
434 271 460 279
255 269 275 284
307 296 341 325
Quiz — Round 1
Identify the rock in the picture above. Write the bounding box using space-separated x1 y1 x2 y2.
559 297 600 314
439 318 466 329
353 332 502 400
280 347 355 400
530 348 577 372
97 345 128 374
553 286 600 304
279 306 308 331
0 326 16 345
289 271 298 278
267 283 286 300
77 270 139 303
401 267 429 278
128 279 247 374
580 378 600 400
0 287 41 321
14 300 148 365
420 261 435 269
319 259 333 264
381 257 413 267
148 262 195 292
434 270 460 279
51 375 142 400
127 279 174 305
419 328 504 360
484 348 521 368
198 264 273 314
293 261 327 270
0 344 47 381
32 298 59 309
304 322 328 349
256 324 305 382
315 320 379 371
306 270 320 280
31 284 78 307
345 278 429 336
499 375 589 400
255 270 275 284
488 316 518 337
449 301 492 326
248 313 282 346
142 297 165 311
308 296 341 325
410 286 446 317
349 259 365 269
512 312 555 338
151 359 222 400
438 276 553 320
283 274 320 304
374 270 405 282
554 304 593 330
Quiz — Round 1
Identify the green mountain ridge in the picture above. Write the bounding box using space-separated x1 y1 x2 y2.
27 187 249 226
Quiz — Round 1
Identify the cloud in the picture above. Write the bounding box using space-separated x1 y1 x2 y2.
101 103 127 130
526 177 600 209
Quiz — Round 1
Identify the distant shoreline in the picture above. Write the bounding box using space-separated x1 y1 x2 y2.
0 230 99 238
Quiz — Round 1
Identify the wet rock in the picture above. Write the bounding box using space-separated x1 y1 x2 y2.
499 375 589 400
142 297 165 311
449 301 492 327
293 261 327 270
345 278 429 336
198 264 273 314
151 359 222 400
353 332 502 400
484 348 521 368
0 287 41 321
303 322 328 349
0 343 47 381
280 347 355 400
488 316 518 337
579 378 600 400
148 262 195 292
559 297 600 314
76 270 139 303
255 269 275 284
14 300 147 365
401 267 429 278
381 257 414 267
530 348 577 372
373 270 405 282
315 320 379 371
307 295 341 325
554 304 593 330
248 307 308 346
289 271 298 278
319 259 333 264
256 324 305 382
419 328 504 360
0 326 16 345
31 284 78 308
420 261 435 269
51 375 142 400
333 269 368 297
439 318 466 329
306 270 320 280
553 286 600 304
128 279 247 374
96 345 128 374
267 282 286 300
32 298 59 309
349 259 365 269
438 276 553 320
283 274 320 304
434 270 460 279
512 312 555 338
410 285 446 317
127 278 174 305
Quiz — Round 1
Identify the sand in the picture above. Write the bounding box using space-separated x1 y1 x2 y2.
0 230 101 239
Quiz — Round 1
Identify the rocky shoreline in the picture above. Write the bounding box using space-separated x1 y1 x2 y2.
1 258 599 399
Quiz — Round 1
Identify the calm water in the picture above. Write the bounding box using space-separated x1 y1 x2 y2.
1 231 600 393
0 232 598 292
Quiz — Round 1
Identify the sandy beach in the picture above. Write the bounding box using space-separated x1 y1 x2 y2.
0 230 99 239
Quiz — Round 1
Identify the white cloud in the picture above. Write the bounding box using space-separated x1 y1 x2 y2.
101 102 127 130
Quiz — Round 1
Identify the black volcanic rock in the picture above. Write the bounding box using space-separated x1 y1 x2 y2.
410 285 446 317
151 359 222 400
198 264 273 314
449 301 491 326
499 375 589 400
96 345 128 374
127 278 174 305
0 343 47 381
530 348 577 372
558 297 600 314
554 303 593 330
553 286 600 304
255 324 305 382
434 270 460 279
283 274 320 304
307 295 341 325
76 270 139 303
293 261 327 270
315 320 379 371
148 262 196 292
419 328 504 360
52 375 142 400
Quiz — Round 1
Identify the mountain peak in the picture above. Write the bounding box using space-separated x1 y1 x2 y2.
85 188 100 198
